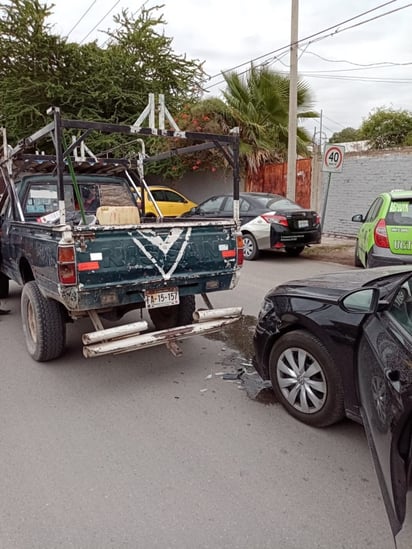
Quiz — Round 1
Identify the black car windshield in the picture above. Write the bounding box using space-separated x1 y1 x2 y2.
251 194 301 211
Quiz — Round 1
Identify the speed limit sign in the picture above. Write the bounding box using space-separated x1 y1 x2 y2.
322 145 345 173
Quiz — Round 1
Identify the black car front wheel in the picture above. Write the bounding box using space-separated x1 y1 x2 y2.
268 330 345 427
242 233 260 261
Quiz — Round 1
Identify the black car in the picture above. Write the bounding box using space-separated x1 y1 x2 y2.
183 192 321 260
253 265 412 538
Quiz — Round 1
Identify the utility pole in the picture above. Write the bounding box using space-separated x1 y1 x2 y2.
286 0 299 201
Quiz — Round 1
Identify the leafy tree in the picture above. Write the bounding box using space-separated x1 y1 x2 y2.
329 127 361 143
0 1 205 151
221 65 318 172
143 97 232 179
359 107 412 149
0 0 68 138
148 67 319 178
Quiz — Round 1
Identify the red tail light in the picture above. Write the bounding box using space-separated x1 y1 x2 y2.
261 213 288 227
236 234 244 266
58 245 77 285
315 214 321 225
374 219 389 248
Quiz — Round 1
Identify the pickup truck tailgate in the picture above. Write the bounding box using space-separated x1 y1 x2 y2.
72 221 240 310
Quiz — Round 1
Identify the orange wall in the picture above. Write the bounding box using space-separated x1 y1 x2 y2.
245 159 312 208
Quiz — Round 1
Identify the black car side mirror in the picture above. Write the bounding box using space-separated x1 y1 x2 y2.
339 287 379 314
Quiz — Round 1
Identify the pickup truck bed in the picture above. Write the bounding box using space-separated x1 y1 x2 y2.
0 107 243 362
0 175 243 361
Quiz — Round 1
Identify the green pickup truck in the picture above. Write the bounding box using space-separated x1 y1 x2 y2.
0 108 243 361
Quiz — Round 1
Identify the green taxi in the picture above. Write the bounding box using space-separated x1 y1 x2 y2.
352 189 412 268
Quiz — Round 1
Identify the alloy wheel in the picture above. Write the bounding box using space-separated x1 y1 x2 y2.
276 347 327 414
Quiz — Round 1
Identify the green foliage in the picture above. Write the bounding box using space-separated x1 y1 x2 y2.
0 0 66 134
145 98 231 179
329 127 361 143
359 107 412 149
0 2 323 179
404 131 412 147
0 1 205 152
221 65 318 172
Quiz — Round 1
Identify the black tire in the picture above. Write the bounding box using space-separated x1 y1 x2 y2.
268 330 345 427
0 272 9 298
149 295 195 330
21 281 66 362
354 240 363 267
242 233 259 260
285 246 305 257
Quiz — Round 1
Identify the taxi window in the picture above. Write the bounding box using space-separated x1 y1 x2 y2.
150 189 166 202
163 190 185 203
386 199 412 226
365 198 382 222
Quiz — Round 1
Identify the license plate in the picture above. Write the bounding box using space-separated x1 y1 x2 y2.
145 287 179 309
298 219 309 228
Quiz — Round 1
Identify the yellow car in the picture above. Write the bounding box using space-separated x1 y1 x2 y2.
133 186 197 218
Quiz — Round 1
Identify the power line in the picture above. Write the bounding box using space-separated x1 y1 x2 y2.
79 0 121 45
300 63 412 74
300 73 412 83
65 0 97 39
322 116 348 130
255 67 412 83
209 2 412 88
321 124 335 135
306 3 412 49
206 0 402 82
301 49 412 69
206 2 412 90
101 1 148 48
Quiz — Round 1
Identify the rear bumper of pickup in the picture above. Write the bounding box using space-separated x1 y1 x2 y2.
60 271 239 313
82 307 243 358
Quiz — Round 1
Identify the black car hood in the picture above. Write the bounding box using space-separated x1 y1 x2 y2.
269 265 412 300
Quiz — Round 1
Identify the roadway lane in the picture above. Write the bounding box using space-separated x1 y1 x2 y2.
0 256 394 549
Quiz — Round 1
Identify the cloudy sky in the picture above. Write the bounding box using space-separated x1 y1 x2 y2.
49 0 412 140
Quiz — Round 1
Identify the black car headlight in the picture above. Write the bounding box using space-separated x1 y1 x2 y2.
258 297 274 319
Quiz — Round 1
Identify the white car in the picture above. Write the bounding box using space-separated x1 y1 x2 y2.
184 192 321 260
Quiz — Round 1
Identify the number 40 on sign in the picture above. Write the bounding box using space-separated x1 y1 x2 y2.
322 145 345 173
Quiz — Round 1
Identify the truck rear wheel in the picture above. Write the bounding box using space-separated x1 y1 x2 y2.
0 272 9 298
149 295 195 330
21 281 66 362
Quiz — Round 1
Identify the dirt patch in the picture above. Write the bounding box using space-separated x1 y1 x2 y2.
303 243 356 267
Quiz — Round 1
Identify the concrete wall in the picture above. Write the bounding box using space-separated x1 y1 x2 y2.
321 147 412 236
146 168 245 205
148 146 412 238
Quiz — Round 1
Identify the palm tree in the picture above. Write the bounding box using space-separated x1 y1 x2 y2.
222 65 318 172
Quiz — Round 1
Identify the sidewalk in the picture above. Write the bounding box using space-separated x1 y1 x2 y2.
320 234 356 247
305 234 356 266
